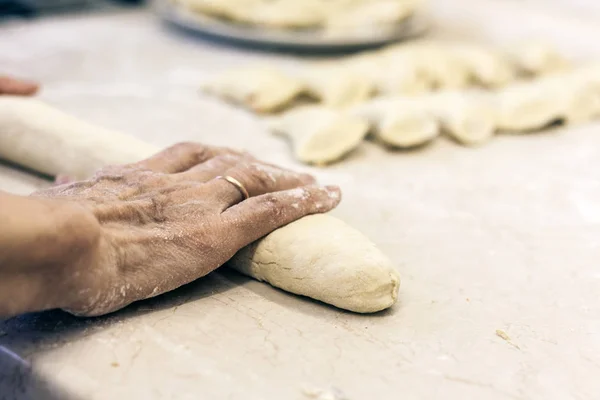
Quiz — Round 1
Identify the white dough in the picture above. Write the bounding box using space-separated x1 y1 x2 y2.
0 96 158 180
300 64 375 108
325 0 416 31
494 77 565 132
201 67 305 113
268 106 370 164
505 39 571 76
562 63 600 123
0 97 399 313
228 214 401 313
452 43 516 88
426 91 496 145
351 98 439 148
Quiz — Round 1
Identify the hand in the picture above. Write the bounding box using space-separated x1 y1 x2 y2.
0 75 39 96
32 142 341 316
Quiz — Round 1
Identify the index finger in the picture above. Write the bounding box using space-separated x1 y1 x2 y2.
221 185 342 250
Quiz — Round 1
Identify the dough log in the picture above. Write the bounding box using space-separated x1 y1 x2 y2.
228 214 400 313
0 96 158 180
0 96 400 313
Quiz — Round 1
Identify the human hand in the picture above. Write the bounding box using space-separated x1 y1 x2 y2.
32 142 341 316
0 75 39 96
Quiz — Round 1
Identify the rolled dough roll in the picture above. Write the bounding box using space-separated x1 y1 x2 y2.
0 96 400 313
228 214 400 313
0 96 157 180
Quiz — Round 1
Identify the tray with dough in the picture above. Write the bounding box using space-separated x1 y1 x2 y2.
155 0 429 51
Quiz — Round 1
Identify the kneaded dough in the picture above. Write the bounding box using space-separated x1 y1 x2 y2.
0 96 158 180
268 106 370 164
228 214 401 313
0 97 399 314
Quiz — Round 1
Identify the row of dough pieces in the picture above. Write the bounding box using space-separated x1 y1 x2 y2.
202 39 570 114
268 64 600 164
176 0 421 30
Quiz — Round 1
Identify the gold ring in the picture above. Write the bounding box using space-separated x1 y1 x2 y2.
217 175 249 201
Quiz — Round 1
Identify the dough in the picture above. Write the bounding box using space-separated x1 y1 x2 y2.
351 98 439 148
325 0 416 32
426 91 496 145
174 0 260 20
228 214 401 313
505 39 570 76
385 41 471 91
201 67 305 113
0 97 399 313
562 63 600 123
452 44 516 88
239 0 328 28
494 77 565 132
0 96 158 180
268 106 370 164
301 65 375 108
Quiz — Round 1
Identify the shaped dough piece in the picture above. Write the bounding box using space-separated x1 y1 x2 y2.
0 96 158 180
228 214 401 313
385 42 471 91
426 91 496 145
352 98 439 148
268 106 369 164
495 77 565 132
238 0 327 28
202 67 305 113
176 0 260 20
0 97 399 314
562 64 600 123
325 0 417 32
344 51 429 96
452 44 516 88
301 65 375 108
505 40 570 76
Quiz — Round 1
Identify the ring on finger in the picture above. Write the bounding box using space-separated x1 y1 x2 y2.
216 175 249 201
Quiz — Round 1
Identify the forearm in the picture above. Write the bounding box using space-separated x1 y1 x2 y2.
0 191 99 316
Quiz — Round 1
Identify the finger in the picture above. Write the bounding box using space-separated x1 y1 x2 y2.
204 161 317 210
131 142 242 174
221 185 341 248
0 76 39 96
171 153 249 183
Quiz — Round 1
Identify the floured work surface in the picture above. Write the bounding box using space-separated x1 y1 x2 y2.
1 1 600 399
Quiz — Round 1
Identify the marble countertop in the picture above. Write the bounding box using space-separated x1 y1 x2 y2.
1 1 599 399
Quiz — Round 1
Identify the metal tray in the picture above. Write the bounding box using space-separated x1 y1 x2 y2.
155 0 429 52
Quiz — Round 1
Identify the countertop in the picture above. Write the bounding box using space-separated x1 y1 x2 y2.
1 1 599 399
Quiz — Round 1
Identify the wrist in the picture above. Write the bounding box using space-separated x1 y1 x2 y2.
0 193 103 316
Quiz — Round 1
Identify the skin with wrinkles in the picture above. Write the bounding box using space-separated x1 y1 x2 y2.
1 143 341 317
0 76 341 317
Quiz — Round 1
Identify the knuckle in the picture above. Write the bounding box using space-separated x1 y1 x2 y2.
170 142 210 162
